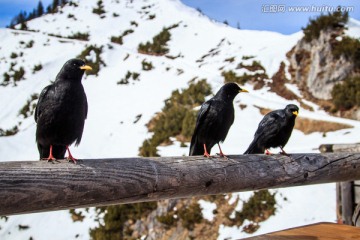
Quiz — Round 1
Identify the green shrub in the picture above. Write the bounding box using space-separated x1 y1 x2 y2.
123 29 134 36
222 70 249 85
138 24 179 56
69 209 85 222
0 125 19 137
332 76 360 110
33 64 42 73
19 93 39 118
110 29 134 45
239 60 265 72
138 28 170 55
2 73 10 85
110 35 123 45
332 36 360 70
302 10 348 42
178 202 203 230
92 0 106 16
141 59 153 71
181 110 197 139
223 61 268 86
25 40 34 48
157 212 179 229
139 139 159 157
1 63 27 86
224 57 235 63
242 55 255 60
139 79 212 157
230 190 276 229
117 71 140 85
90 202 157 240
10 52 18 59
13 67 25 81
77 45 105 76
157 201 203 231
67 32 90 41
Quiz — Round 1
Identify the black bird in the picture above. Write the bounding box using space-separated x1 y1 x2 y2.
244 104 299 155
35 58 92 163
189 82 248 157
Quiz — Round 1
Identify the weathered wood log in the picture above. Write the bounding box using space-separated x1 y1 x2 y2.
1 153 360 216
319 143 360 153
319 143 360 226
341 181 354 225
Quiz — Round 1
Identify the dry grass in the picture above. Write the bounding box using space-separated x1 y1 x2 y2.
269 62 314 111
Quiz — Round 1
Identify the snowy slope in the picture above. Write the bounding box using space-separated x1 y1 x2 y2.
1 0 360 239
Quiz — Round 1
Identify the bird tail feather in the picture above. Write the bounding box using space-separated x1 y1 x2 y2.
189 136 205 156
243 140 263 154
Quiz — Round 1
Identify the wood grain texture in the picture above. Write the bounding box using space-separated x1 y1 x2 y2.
1 153 360 216
319 143 358 225
319 143 360 153
244 222 360 240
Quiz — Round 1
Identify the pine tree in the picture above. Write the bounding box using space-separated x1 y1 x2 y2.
52 0 60 13
60 0 68 6
237 21 241 29
46 5 52 14
27 9 37 20
17 11 28 30
37 1 44 16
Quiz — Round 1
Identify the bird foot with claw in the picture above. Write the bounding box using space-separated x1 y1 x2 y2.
203 152 211 158
280 151 290 156
67 156 77 164
41 157 56 162
265 150 272 155
216 153 228 159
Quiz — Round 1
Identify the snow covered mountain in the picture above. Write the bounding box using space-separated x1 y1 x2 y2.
1 0 360 239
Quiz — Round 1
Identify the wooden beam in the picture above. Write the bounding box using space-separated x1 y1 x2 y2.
1 153 360 216
244 222 360 239
319 143 360 153
319 143 359 226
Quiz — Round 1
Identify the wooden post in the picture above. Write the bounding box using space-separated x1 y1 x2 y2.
319 143 360 153
2 153 360 216
319 143 360 225
341 182 354 225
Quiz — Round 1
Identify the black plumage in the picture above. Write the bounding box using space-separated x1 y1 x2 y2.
244 104 299 155
35 58 92 162
189 82 248 157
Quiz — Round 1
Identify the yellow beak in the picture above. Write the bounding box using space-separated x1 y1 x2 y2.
240 89 249 93
293 111 298 116
80 65 92 71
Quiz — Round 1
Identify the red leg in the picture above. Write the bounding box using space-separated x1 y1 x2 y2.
265 149 272 155
217 144 228 158
280 147 289 156
203 144 211 158
42 145 56 161
66 146 77 164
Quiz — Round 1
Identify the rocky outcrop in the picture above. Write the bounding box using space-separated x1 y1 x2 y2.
287 29 353 100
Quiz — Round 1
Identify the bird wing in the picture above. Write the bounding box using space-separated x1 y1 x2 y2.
255 112 282 143
34 85 53 123
189 100 212 155
244 112 282 154
84 94 88 119
195 100 212 128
